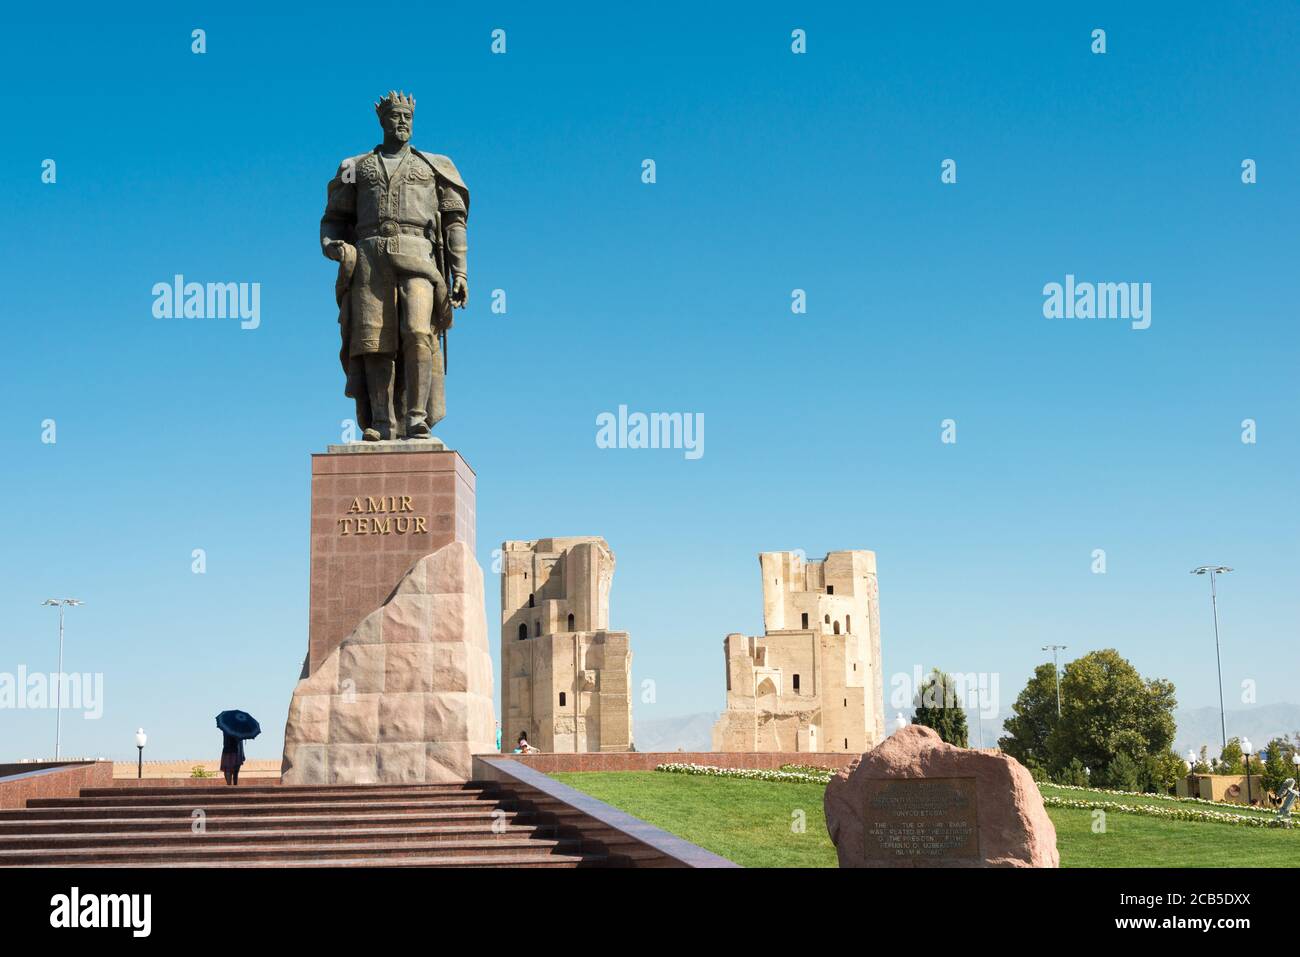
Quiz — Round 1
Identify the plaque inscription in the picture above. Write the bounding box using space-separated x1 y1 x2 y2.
863 777 980 860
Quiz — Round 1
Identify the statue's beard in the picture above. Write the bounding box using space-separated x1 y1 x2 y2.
391 127 411 142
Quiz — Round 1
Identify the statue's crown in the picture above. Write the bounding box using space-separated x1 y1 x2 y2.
375 90 416 117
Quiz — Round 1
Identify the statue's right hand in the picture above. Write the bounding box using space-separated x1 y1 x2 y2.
322 239 349 262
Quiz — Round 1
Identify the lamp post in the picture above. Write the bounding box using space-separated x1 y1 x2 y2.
41 598 83 761
1042 645 1067 717
1191 565 1232 750
1242 737 1254 806
1292 752 1300 782
135 729 147 779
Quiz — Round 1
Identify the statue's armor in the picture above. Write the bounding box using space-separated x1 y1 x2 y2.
321 144 468 436
321 145 469 357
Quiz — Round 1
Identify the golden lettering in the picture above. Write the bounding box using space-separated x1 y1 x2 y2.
337 493 426 534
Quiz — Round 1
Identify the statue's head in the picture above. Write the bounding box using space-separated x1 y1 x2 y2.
375 90 415 143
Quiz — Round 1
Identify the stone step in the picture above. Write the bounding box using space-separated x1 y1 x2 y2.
2 797 514 820
0 823 557 851
10 852 604 869
0 808 538 835
29 788 497 809
83 783 486 798
0 835 582 867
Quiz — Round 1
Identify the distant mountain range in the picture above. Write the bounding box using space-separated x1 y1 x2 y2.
632 712 718 753
1171 704 1300 758
632 704 1300 759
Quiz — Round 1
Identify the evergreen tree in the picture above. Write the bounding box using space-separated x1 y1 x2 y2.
911 668 969 747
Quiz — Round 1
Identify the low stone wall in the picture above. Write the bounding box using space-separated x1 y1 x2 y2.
111 759 281 780
0 761 113 810
472 755 738 867
491 751 858 772
1178 773 1268 806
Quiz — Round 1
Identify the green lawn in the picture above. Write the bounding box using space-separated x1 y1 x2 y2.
551 771 1300 868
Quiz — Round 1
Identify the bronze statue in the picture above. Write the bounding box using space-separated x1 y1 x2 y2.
321 91 470 440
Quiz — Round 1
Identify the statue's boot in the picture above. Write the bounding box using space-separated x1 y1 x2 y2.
363 355 396 441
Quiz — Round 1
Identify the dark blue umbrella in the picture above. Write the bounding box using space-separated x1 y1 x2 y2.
215 710 261 740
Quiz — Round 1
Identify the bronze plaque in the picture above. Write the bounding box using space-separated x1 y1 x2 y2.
863 777 980 860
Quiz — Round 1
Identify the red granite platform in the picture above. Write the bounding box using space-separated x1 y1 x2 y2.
308 447 475 675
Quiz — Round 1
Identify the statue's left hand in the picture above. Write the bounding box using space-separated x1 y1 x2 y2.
451 276 469 309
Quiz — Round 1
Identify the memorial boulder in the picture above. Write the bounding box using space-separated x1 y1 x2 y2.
824 724 1058 867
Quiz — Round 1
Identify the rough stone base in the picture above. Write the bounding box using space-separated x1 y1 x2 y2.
282 540 496 785
823 724 1059 868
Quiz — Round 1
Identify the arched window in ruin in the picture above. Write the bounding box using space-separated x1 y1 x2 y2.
567 613 575 630
833 621 840 635
517 623 527 641
559 692 566 707
801 612 809 629
846 614 851 632
824 614 830 624
793 674 800 693
529 593 535 607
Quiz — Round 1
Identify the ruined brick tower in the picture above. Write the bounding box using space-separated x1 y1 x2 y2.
500 537 633 752
712 550 885 753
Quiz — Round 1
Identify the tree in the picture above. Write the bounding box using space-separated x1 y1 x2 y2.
1102 752 1142 791
1146 750 1188 794
1053 757 1089 787
1262 750 1289 799
1218 738 1243 770
912 668 969 747
1217 737 1264 776
1190 745 1212 774
998 663 1059 767
1045 649 1177 780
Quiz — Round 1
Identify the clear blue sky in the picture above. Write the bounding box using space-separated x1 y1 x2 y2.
2 2 1296 762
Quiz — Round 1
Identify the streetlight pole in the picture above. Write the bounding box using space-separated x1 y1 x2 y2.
135 729 148 779
1191 565 1232 750
1042 645 1067 718
41 598 83 761
1242 737 1254 806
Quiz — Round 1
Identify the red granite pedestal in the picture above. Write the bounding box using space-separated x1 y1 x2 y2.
307 443 476 676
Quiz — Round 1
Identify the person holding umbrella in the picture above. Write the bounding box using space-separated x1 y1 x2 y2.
215 710 261 786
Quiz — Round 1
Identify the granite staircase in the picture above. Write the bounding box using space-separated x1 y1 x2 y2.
0 782 610 867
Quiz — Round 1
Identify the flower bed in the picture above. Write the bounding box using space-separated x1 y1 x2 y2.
654 763 833 784
1042 795 1293 829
